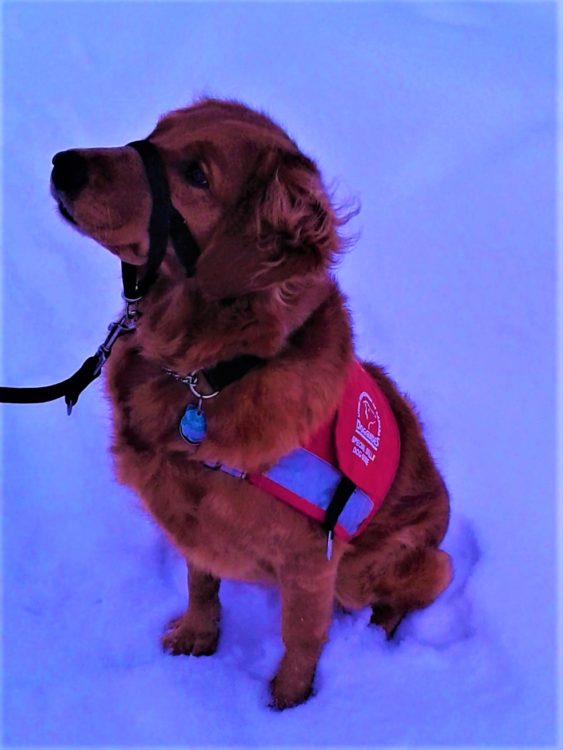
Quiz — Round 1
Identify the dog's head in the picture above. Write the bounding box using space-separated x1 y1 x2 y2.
51 99 350 364
51 99 344 287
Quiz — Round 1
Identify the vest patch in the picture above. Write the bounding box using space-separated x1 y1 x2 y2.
248 361 401 542
334 361 401 520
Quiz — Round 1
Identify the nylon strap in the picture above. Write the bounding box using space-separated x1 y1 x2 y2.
126 139 200 294
126 139 172 296
322 475 357 535
202 354 265 392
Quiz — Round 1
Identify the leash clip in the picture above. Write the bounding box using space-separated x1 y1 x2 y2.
62 293 141 416
93 311 137 379
121 291 142 324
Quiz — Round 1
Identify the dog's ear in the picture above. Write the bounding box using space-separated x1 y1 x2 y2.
196 150 339 299
252 152 338 285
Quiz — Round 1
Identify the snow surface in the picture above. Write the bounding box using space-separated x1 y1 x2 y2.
2 2 558 747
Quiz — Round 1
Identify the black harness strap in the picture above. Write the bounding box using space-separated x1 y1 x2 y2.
126 139 200 294
169 207 199 278
126 139 172 296
323 474 357 538
202 354 266 393
121 261 142 302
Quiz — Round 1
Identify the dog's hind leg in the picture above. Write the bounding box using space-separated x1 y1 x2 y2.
162 561 221 656
337 542 452 639
270 565 336 710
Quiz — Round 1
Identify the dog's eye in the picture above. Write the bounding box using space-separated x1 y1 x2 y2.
183 161 209 189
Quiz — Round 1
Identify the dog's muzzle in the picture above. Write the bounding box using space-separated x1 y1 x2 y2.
50 139 201 298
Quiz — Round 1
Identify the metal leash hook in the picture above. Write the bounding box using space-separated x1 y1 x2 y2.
94 313 137 377
66 304 140 416
122 291 142 324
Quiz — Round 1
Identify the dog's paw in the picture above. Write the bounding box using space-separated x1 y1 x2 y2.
370 604 405 640
268 674 314 711
161 615 219 657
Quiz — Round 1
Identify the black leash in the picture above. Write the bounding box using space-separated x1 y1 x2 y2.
0 138 263 413
0 294 139 414
0 356 110 409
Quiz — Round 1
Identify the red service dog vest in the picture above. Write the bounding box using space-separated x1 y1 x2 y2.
246 360 401 542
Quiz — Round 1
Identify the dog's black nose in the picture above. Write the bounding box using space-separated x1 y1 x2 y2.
51 150 89 194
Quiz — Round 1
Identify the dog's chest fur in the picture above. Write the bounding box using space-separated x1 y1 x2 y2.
104 311 351 580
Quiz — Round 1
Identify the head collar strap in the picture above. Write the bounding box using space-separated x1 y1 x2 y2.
126 139 200 298
125 140 266 399
0 139 250 415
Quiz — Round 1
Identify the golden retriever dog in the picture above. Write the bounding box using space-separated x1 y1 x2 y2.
50 98 451 709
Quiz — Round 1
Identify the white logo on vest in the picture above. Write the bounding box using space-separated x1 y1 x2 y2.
352 391 381 466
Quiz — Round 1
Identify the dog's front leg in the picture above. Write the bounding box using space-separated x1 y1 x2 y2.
270 565 336 710
162 561 221 656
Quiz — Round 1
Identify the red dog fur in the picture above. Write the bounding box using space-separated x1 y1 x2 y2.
53 99 451 709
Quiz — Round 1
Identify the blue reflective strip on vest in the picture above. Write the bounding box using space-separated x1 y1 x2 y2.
339 486 374 535
263 448 374 536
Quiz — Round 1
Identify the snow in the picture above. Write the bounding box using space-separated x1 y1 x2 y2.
2 2 558 747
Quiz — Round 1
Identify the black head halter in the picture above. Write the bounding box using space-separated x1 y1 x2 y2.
0 137 264 412
0 139 201 411
124 139 200 299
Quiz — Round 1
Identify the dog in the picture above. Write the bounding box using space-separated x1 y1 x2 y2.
50 98 451 710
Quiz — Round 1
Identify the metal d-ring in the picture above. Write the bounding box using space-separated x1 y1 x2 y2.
187 372 219 400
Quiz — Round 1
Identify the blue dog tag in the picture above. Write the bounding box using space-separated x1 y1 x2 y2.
179 404 207 445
